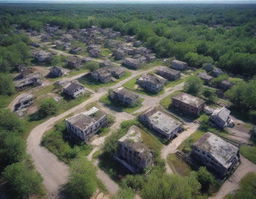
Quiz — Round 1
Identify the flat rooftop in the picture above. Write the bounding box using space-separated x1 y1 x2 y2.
172 92 205 108
193 132 239 169
147 110 181 135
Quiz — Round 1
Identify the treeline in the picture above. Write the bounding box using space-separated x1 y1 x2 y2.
0 110 44 198
0 28 31 73
1 4 255 76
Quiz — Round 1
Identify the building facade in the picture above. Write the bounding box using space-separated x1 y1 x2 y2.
115 126 153 173
191 132 240 178
139 108 183 140
172 92 205 116
65 107 107 142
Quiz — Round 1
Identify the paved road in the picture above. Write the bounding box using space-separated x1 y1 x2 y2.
209 156 256 199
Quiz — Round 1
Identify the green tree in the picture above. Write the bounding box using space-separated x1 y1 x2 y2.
0 132 26 168
0 73 15 95
38 98 58 118
2 162 43 198
184 76 203 96
86 61 100 72
196 167 214 193
0 109 25 134
203 88 217 104
65 158 97 199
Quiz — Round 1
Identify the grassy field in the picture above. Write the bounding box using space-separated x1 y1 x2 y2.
178 130 205 153
160 90 182 109
0 94 17 108
240 145 256 164
167 154 192 176
78 71 131 90
99 94 143 113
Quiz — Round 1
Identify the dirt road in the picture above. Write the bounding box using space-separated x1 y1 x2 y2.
161 123 199 174
26 65 169 197
209 156 256 199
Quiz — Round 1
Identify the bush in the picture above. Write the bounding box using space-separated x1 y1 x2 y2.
2 162 43 198
65 158 97 199
38 98 59 118
0 109 25 134
0 73 15 96
196 167 214 193
184 76 203 96
85 61 100 72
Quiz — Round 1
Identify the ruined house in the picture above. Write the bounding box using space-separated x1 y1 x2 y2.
172 93 205 116
91 67 126 83
171 60 188 71
115 125 153 173
122 58 141 69
66 56 83 69
113 49 126 60
211 107 234 129
210 67 224 77
63 81 86 98
137 73 166 93
14 94 34 111
191 132 240 178
65 107 107 142
155 66 181 81
198 72 214 84
69 47 82 54
34 50 52 63
139 108 183 140
14 72 42 91
110 87 140 107
48 66 68 78
218 80 233 91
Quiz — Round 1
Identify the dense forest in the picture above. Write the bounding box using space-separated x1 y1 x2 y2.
0 3 256 199
1 4 256 76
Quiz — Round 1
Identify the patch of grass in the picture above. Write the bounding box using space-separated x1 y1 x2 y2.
167 154 191 176
0 94 17 108
101 48 112 57
160 90 182 109
34 85 55 98
99 94 143 113
78 71 131 90
240 145 256 164
225 172 256 199
140 59 164 70
178 130 205 153
165 77 186 88
41 121 93 164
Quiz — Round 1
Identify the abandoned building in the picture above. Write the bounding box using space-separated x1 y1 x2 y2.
14 94 34 111
211 107 234 129
14 72 42 91
191 132 240 178
218 80 233 91
66 56 83 69
139 108 183 140
109 87 140 107
122 58 141 69
34 50 52 63
48 66 68 78
113 49 126 60
115 125 153 173
65 107 107 142
198 72 214 83
137 73 166 93
63 81 87 98
91 67 126 83
69 47 82 54
171 60 188 71
210 67 224 77
155 66 181 81
172 93 205 116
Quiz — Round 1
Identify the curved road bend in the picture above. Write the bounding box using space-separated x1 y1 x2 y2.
26 66 162 198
